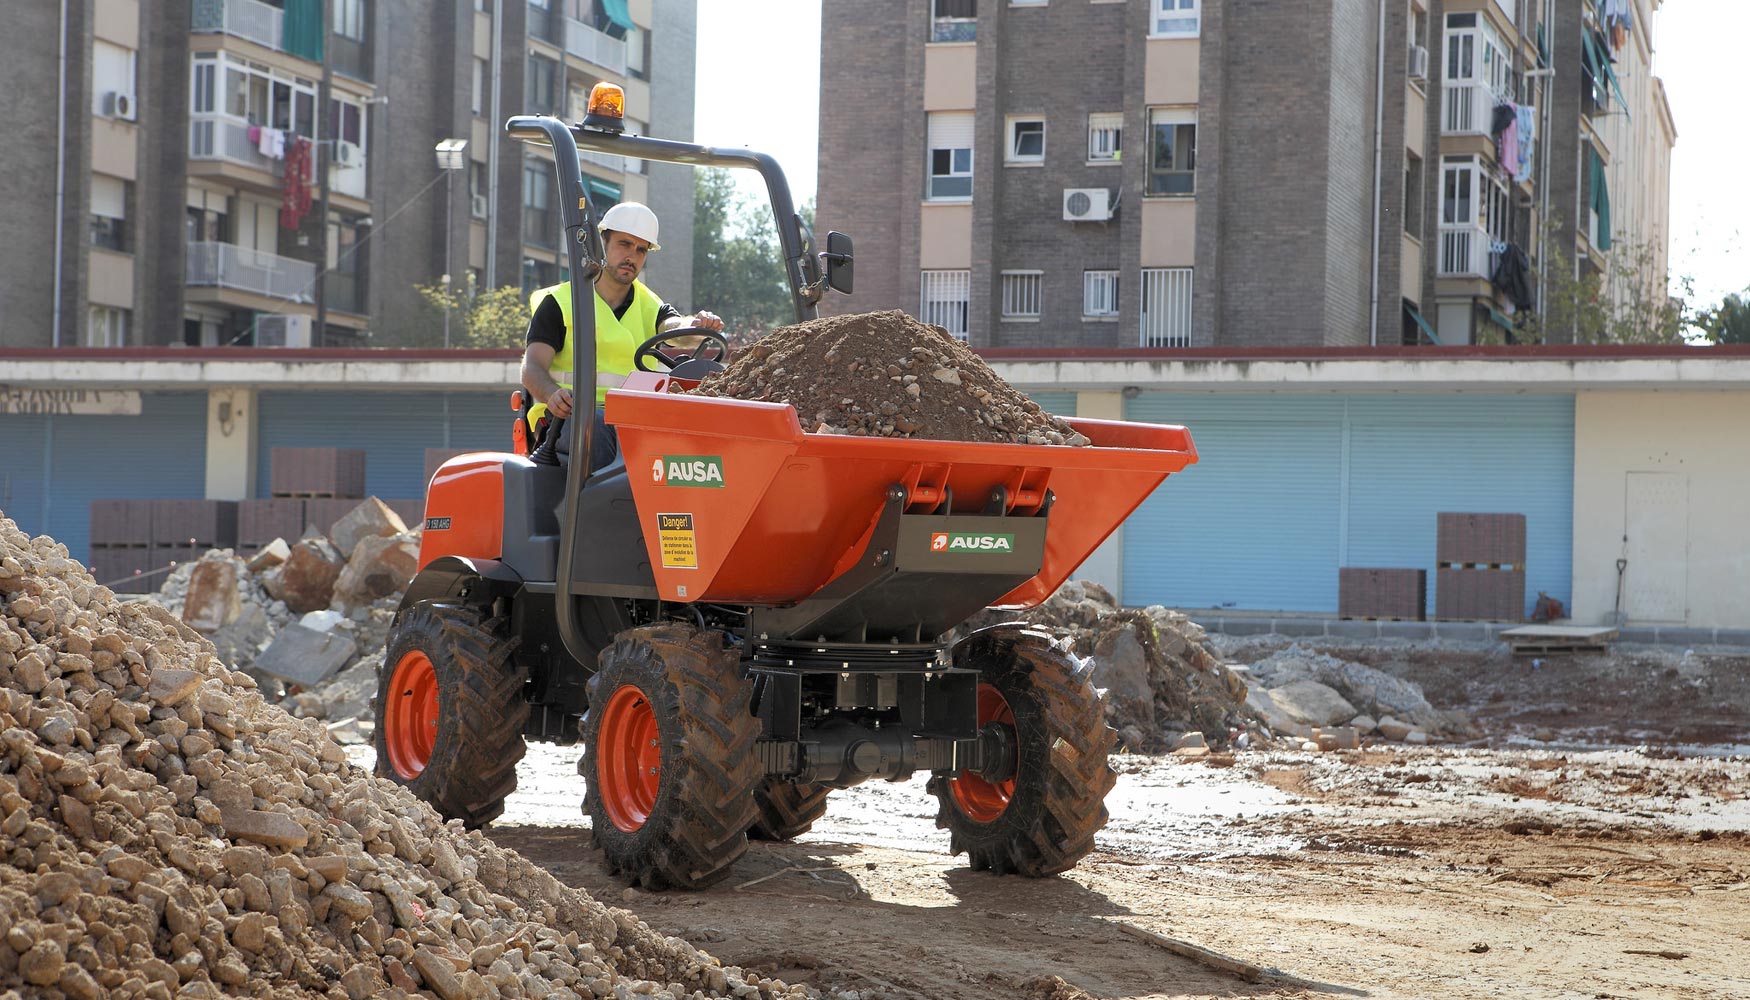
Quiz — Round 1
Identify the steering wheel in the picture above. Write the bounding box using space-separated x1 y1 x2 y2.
633 327 731 373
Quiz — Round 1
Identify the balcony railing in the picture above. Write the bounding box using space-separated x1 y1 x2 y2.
579 148 624 173
930 17 976 42
192 0 284 53
1441 81 1494 135
564 16 627 74
528 2 561 45
187 241 316 303
1437 225 1494 278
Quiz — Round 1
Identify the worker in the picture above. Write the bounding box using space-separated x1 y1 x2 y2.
520 201 723 469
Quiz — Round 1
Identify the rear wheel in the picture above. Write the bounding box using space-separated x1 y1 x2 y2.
748 779 831 841
375 602 526 828
582 625 761 889
927 628 1117 876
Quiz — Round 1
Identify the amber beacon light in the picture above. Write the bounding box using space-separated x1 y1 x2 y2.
582 83 626 132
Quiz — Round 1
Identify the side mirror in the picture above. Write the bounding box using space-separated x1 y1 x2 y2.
822 231 854 295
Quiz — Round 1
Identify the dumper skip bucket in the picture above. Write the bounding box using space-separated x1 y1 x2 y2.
607 390 1196 608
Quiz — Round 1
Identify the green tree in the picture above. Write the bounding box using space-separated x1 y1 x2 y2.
1697 290 1750 345
414 277 530 349
1506 219 1689 346
692 169 814 344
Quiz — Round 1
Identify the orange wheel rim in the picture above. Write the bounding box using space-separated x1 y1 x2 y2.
951 683 1017 824
385 649 440 779
598 684 662 832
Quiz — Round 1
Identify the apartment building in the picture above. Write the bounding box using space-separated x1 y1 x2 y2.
817 0 1674 348
0 0 696 350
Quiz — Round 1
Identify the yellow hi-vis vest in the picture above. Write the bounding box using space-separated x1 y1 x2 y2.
526 279 661 430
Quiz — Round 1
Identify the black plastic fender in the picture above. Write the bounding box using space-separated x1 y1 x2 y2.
398 556 524 614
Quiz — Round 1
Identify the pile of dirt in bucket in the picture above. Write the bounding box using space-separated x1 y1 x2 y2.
0 513 820 1000
691 309 1090 446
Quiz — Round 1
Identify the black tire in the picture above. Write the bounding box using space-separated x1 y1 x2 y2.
374 602 527 828
927 627 1118 876
748 779 831 841
581 625 761 889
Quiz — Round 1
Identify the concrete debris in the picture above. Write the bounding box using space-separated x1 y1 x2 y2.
254 621 359 688
245 537 291 574
0 512 820 1000
1264 679 1359 729
328 497 410 559
331 533 419 612
262 535 347 614
1248 643 1472 740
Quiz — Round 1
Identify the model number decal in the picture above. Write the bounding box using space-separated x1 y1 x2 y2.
425 517 452 530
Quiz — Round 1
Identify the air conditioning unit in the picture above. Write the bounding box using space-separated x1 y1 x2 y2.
1409 44 1430 81
334 140 361 167
255 314 313 349
104 91 137 121
1062 187 1112 222
471 193 489 218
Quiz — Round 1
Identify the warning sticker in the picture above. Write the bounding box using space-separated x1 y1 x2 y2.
656 513 698 569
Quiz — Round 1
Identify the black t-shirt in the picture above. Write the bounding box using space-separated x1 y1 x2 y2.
525 288 682 351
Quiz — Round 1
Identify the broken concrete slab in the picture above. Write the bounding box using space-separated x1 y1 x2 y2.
182 558 242 632
261 537 345 614
328 498 409 559
245 538 290 574
331 534 419 610
1267 679 1358 728
1377 716 1414 741
253 622 357 688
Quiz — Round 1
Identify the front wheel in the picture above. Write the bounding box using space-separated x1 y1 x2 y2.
581 625 761 889
927 627 1117 876
374 602 526 828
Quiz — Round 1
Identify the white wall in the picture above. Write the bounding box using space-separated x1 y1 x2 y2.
1572 391 1750 629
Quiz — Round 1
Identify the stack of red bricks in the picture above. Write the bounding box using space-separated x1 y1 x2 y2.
239 448 426 554
1434 512 1526 621
1338 567 1427 620
89 499 238 593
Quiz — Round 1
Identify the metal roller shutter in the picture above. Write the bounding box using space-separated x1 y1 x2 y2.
256 391 512 499
1028 391 1076 415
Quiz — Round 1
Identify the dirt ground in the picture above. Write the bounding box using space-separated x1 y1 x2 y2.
354 639 1750 1000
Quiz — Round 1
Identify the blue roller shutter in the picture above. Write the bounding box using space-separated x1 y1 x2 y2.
1123 396 1345 612
1119 392 1574 615
0 392 207 563
256 391 513 499
1028 391 1076 415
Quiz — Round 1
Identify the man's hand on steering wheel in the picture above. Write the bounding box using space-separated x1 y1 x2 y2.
633 327 731 373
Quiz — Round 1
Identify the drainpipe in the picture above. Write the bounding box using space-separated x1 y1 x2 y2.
1367 0 1388 346
52 0 68 347
486 0 503 288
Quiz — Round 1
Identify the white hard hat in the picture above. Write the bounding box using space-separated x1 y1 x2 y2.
597 202 660 250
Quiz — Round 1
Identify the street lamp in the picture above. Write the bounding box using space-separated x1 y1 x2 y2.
434 138 470 348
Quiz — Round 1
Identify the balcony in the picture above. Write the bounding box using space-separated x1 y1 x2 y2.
1441 81 1494 135
563 17 627 75
192 0 284 52
527 2 561 45
330 33 372 82
189 115 298 176
1437 225 1494 279
579 148 624 173
187 242 316 303
930 17 976 42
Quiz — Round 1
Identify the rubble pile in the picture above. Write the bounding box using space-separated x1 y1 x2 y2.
1243 644 1477 744
963 581 1266 752
692 309 1091 446
0 514 813 1000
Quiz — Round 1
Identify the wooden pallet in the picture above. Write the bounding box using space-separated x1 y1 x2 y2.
1509 642 1611 657
1338 615 1425 622
1500 625 1618 657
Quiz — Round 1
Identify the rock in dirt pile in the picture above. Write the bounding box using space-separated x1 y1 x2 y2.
0 515 817 1000
691 309 1090 445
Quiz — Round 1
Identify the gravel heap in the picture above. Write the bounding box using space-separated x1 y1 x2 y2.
691 309 1090 446
0 515 815 1000
961 581 1264 752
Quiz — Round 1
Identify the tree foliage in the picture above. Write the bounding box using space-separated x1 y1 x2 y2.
1696 290 1750 345
1500 218 1689 346
414 278 531 349
692 168 815 346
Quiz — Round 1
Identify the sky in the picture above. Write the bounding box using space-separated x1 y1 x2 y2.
694 1 1743 310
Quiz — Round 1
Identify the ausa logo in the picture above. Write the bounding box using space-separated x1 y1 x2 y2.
930 532 1016 553
650 455 725 488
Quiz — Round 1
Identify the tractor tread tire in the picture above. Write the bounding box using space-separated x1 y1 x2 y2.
927 628 1117 877
374 602 527 829
749 779 831 842
583 625 761 890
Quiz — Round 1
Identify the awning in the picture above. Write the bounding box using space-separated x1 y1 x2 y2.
1588 148 1613 251
584 175 622 209
601 0 634 33
1584 29 1631 119
1404 303 1441 345
1484 305 1518 332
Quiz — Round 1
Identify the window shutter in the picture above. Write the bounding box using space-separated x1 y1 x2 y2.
91 176 127 219
927 111 975 150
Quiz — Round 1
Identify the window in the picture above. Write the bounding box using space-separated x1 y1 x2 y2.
926 111 973 200
1083 270 1119 319
920 270 970 339
1404 151 1423 239
1087 112 1122 163
523 157 555 247
1441 155 1475 226
86 306 129 348
1000 271 1043 320
1152 0 1200 37
472 58 487 116
470 162 488 217
626 24 646 79
522 257 558 299
1011 0 1048 6
1147 109 1196 195
1140 268 1192 346
327 96 364 147
197 54 317 135
92 41 137 117
1005 117 1044 163
331 0 366 41
526 54 558 115
931 0 976 42
90 175 130 253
